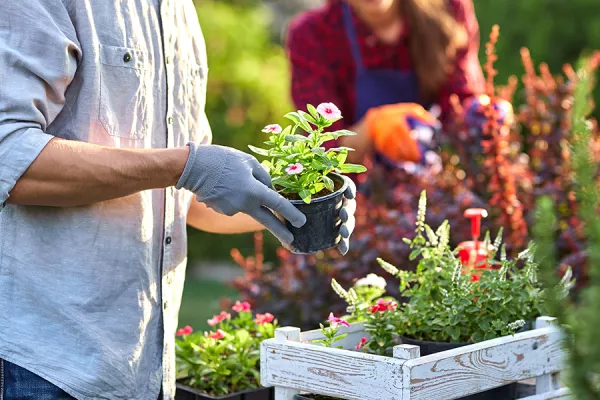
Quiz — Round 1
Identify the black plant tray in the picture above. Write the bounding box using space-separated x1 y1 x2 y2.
175 382 274 400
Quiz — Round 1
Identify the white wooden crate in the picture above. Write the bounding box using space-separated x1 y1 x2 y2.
261 316 568 400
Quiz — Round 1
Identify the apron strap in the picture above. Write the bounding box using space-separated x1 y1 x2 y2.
342 2 365 72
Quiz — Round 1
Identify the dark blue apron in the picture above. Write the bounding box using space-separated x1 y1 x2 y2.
342 2 433 171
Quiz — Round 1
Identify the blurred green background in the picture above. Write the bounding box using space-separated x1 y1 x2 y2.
179 0 600 330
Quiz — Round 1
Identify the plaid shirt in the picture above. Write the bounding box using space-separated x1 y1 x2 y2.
286 0 484 134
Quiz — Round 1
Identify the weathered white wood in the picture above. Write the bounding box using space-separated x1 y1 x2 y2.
535 317 561 395
393 344 420 360
299 322 370 351
517 387 571 400
262 339 405 400
262 318 568 400
405 327 564 400
272 327 302 400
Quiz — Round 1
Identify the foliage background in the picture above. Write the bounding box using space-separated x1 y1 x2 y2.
187 0 600 263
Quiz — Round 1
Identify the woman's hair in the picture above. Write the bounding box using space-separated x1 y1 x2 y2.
399 0 467 100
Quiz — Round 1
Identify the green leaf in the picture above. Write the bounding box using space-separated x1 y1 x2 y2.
299 110 317 124
311 183 325 194
336 149 348 164
285 134 308 143
337 163 367 174
299 190 311 204
331 129 357 137
307 104 319 119
323 175 335 191
284 112 302 125
248 145 269 156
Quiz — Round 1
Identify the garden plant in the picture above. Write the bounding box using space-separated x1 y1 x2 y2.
249 103 366 253
232 25 600 331
175 301 277 399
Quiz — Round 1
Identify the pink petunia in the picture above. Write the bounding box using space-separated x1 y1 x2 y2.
285 163 304 175
255 312 275 325
207 311 231 327
355 337 368 350
316 102 342 120
232 301 252 313
262 124 282 134
176 325 193 336
207 329 226 340
327 312 350 328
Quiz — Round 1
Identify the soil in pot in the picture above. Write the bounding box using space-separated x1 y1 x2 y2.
175 382 274 400
280 173 347 254
400 336 518 400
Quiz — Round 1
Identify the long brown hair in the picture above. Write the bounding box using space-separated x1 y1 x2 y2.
398 0 468 100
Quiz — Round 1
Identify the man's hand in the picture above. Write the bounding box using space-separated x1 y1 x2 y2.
176 142 306 246
337 176 357 255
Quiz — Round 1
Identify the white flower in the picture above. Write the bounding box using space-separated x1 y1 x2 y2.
355 274 387 289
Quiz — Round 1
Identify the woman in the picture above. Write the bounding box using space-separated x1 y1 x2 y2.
286 0 486 166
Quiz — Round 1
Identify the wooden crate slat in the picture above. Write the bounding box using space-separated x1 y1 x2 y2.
406 327 564 400
262 339 405 400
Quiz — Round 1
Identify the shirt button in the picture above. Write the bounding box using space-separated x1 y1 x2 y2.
165 236 172 245
123 52 132 63
165 56 171 64
163 301 168 310
167 116 173 125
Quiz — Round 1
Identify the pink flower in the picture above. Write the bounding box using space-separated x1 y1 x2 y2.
255 313 275 325
207 329 226 340
327 312 350 328
355 337 368 350
262 124 282 134
232 301 252 313
176 326 193 336
316 102 342 120
207 311 231 327
285 163 304 175
368 298 397 314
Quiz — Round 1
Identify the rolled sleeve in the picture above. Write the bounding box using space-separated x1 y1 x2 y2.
0 1 80 206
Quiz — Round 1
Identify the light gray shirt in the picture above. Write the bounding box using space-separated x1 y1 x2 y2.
0 1 211 399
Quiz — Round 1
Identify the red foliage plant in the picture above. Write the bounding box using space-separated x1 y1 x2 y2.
231 26 600 327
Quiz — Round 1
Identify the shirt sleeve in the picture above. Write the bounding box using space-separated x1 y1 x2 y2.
0 1 80 207
438 0 485 123
286 15 346 148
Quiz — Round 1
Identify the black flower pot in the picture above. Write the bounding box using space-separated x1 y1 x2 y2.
175 383 274 400
285 173 348 254
400 336 517 400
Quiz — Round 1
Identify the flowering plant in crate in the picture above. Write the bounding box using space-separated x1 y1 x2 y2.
330 191 573 355
175 301 277 396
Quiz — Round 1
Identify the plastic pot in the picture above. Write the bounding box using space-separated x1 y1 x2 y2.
285 173 348 254
175 383 274 400
400 337 517 400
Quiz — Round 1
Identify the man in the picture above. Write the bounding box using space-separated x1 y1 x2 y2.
0 1 356 399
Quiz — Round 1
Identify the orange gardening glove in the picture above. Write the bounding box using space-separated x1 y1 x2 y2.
366 103 439 163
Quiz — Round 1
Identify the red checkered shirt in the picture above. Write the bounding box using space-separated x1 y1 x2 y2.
286 0 485 134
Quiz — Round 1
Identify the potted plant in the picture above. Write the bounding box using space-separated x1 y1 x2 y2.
249 103 367 254
175 301 277 400
299 191 572 400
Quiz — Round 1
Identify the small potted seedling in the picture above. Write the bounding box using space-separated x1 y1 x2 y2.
249 103 367 254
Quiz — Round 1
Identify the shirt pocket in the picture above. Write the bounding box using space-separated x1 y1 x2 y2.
98 44 151 140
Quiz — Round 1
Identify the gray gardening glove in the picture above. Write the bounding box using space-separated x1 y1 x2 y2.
176 142 306 246
338 176 357 255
